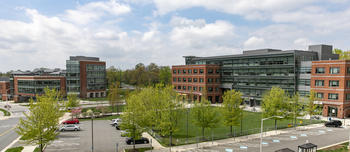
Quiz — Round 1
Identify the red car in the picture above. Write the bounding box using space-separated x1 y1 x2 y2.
62 118 79 124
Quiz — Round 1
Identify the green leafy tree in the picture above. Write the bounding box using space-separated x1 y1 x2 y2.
222 90 243 137
106 66 124 86
108 82 121 113
262 86 289 130
333 48 350 60
288 92 304 127
191 99 220 139
159 66 172 85
306 90 318 124
16 88 63 152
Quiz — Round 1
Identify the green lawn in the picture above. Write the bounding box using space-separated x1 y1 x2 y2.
80 114 120 121
318 142 348 152
152 107 323 146
81 105 125 113
5 146 23 152
80 97 108 101
0 108 11 116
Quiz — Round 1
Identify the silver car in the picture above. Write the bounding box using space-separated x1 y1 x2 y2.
59 124 80 131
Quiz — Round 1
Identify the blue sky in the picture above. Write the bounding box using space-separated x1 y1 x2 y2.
0 0 350 72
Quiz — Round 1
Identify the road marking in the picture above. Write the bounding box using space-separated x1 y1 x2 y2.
318 130 326 134
262 142 268 145
0 126 16 137
240 146 248 149
300 134 307 137
290 136 297 139
327 129 333 131
272 139 280 143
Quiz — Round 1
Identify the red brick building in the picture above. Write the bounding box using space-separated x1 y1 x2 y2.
13 76 66 102
0 79 10 101
172 64 222 103
311 60 350 118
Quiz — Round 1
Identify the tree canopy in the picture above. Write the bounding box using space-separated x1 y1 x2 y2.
222 89 243 136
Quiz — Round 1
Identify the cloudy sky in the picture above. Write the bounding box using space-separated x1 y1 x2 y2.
0 0 350 72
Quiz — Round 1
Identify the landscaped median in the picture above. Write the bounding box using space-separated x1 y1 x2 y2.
0 108 11 116
317 142 349 152
148 107 323 147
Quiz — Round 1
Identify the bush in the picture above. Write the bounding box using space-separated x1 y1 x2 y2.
5 146 24 152
0 108 11 116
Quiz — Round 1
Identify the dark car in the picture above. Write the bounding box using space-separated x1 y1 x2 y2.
325 120 342 127
126 137 149 145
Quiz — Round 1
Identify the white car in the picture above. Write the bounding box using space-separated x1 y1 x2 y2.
59 124 80 131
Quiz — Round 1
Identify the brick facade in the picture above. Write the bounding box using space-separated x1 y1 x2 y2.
311 60 350 118
0 81 10 101
172 65 222 103
79 61 106 98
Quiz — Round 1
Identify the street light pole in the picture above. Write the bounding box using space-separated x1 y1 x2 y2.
260 116 283 152
91 115 94 152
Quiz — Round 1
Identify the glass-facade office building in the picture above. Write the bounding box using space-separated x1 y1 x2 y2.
181 44 338 105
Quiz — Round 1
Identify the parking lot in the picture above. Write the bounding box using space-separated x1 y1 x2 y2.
45 120 152 152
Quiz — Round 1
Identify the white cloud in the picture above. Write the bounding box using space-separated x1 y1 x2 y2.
243 36 265 49
294 38 312 48
64 0 131 25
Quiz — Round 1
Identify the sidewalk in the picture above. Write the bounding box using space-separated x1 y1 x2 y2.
142 132 165 149
147 123 324 152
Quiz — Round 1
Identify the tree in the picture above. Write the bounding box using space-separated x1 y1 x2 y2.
306 90 318 124
106 66 124 87
16 88 63 152
159 66 172 85
191 99 220 140
288 92 304 128
65 94 80 118
108 82 121 113
333 48 350 60
261 86 289 130
222 89 243 137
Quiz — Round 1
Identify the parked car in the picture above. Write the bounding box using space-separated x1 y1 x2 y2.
311 115 320 120
325 120 342 127
111 118 122 127
126 137 149 145
62 118 79 124
59 124 80 131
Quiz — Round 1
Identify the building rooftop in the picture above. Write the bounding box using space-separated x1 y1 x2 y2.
69 56 100 61
0 77 9 82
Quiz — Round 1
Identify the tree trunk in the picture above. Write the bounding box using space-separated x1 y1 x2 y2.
230 126 233 137
170 132 173 147
202 127 205 141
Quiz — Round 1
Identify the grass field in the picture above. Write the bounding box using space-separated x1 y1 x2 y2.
5 146 23 152
318 142 349 152
152 107 323 146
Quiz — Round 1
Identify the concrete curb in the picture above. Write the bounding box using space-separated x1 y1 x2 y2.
318 140 348 150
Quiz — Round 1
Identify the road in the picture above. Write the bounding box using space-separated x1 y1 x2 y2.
45 120 151 152
0 102 28 151
199 126 350 152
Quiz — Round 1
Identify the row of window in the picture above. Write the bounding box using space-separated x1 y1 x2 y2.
316 92 350 100
315 67 340 74
174 85 220 92
173 77 220 83
173 69 219 74
315 80 340 87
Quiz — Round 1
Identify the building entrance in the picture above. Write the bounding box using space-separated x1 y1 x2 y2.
328 106 338 117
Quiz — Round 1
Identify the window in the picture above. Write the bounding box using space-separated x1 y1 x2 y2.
193 86 197 91
315 80 324 86
188 86 192 90
347 67 350 74
208 78 213 83
208 87 213 92
188 78 192 82
330 67 340 74
215 78 219 83
178 70 181 74
200 69 204 74
208 69 213 74
328 93 338 100
329 80 339 87
183 78 186 82
216 69 220 74
199 78 204 82
347 80 350 88
199 87 203 91
194 78 198 82
178 78 181 82
173 70 176 74
316 92 324 99
183 69 186 74
183 86 186 90
347 94 350 100
188 69 192 74
174 86 176 89
315 67 325 74
177 86 181 89
173 77 176 82
215 87 219 92
194 69 198 73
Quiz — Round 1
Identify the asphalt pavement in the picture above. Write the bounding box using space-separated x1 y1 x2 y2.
0 102 28 152
45 120 152 152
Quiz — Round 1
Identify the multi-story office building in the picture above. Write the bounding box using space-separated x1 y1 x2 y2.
0 77 10 101
66 56 107 98
172 64 221 103
311 60 350 118
173 44 338 106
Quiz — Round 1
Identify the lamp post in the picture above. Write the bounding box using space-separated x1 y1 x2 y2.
260 116 283 152
91 115 94 152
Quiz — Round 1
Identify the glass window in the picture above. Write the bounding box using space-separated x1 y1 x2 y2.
188 86 192 90
199 87 203 91
347 94 350 100
188 78 192 82
315 67 325 74
177 86 181 89
208 87 213 92
315 80 324 86
193 86 197 91
178 70 181 74
188 69 192 74
208 78 213 83
183 69 186 74
178 78 181 82
215 87 219 92
200 69 204 74
183 86 186 90
173 70 176 74
194 69 198 73
183 78 186 82
347 67 350 74
330 67 340 74
316 92 324 99
208 69 213 74
347 80 350 88
329 80 339 87
199 78 204 82
173 77 176 82
328 93 338 100
216 69 220 74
